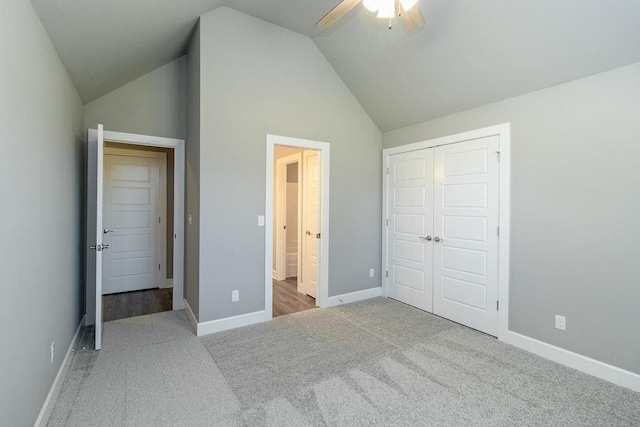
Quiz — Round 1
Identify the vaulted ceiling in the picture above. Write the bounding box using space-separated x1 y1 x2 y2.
31 0 640 132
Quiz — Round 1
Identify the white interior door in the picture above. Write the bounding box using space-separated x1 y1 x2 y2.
301 150 319 300
387 149 434 311
87 125 105 350
433 136 500 335
102 155 160 294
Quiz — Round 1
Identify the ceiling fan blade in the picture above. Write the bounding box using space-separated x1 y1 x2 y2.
317 0 362 28
399 3 425 33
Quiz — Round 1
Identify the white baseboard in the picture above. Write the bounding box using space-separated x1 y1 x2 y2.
184 299 266 337
326 287 382 308
196 310 266 337
160 278 173 289
184 298 198 333
35 314 85 427
502 330 640 393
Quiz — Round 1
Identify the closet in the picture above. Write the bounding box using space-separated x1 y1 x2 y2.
384 134 500 336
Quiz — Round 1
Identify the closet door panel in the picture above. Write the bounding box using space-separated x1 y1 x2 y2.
433 136 500 336
387 149 434 312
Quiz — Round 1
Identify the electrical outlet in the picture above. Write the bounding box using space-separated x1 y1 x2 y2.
232 290 239 302
50 341 55 363
555 315 566 331
369 268 375 278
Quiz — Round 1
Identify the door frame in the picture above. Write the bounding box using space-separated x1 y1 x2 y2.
265 135 330 319
273 152 302 282
381 123 511 341
103 147 168 291
86 129 186 333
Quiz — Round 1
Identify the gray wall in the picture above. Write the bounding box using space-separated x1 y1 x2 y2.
84 56 187 140
383 62 640 374
186 21 201 317
196 7 382 322
0 1 84 425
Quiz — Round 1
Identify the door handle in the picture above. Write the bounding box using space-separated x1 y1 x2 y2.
433 236 442 243
420 235 432 241
103 229 113 234
306 230 311 235
89 244 109 251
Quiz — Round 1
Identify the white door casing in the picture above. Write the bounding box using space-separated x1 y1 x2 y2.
301 150 319 300
432 136 500 336
102 155 161 295
265 134 330 320
386 149 434 311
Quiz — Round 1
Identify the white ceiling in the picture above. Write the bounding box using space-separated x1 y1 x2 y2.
31 0 640 132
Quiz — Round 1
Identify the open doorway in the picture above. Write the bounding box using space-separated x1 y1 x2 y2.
86 126 185 350
101 143 174 321
265 135 330 320
272 147 318 317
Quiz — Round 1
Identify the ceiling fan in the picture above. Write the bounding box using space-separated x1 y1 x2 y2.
318 0 425 32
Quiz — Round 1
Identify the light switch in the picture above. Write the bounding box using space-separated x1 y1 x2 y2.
258 215 265 226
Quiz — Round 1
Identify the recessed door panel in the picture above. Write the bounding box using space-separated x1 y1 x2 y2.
394 214 425 235
395 240 425 263
442 277 486 310
443 247 487 276
443 183 487 208
395 265 425 291
443 149 488 176
443 216 487 242
395 187 425 207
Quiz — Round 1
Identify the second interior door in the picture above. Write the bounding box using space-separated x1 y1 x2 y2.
103 155 160 294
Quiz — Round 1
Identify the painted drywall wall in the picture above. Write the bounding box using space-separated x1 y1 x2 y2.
196 7 382 322
186 21 201 318
0 1 84 425
383 62 640 375
84 56 187 139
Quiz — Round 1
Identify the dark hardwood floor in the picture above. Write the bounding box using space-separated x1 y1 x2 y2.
273 277 316 318
103 288 173 322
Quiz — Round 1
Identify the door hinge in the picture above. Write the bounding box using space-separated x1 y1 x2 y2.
385 270 389 278
283 225 286 230
496 151 501 162
386 219 389 226
497 226 500 237
497 300 499 311
159 216 161 224
315 233 321 239
159 264 161 270
386 167 389 175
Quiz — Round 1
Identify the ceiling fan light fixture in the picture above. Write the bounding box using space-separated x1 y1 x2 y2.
399 0 419 11
377 0 395 18
363 0 380 12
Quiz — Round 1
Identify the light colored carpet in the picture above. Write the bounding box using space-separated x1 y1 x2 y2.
48 298 640 426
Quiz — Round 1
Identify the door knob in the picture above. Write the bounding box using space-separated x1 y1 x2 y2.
306 230 311 235
102 244 109 249
103 229 113 234
433 236 442 242
420 235 432 241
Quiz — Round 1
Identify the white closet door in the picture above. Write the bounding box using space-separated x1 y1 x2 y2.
387 149 434 312
433 136 500 336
